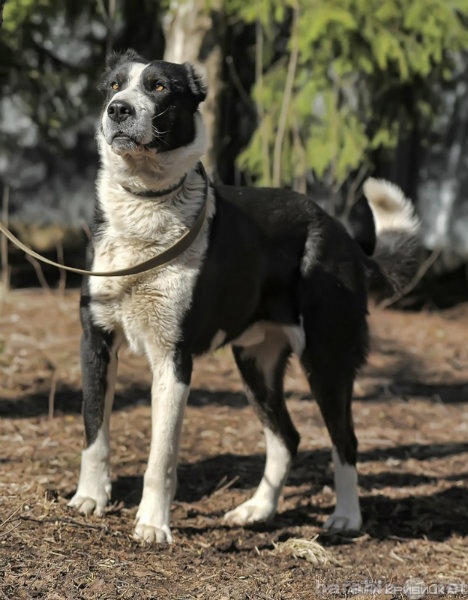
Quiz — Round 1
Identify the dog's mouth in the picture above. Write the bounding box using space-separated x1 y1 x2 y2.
111 134 145 155
110 135 159 156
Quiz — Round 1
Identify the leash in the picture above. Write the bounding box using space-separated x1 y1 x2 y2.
0 163 209 278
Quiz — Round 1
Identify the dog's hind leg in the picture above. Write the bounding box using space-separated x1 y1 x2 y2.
68 313 120 517
224 328 300 526
300 347 362 532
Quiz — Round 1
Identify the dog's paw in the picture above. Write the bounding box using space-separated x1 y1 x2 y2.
133 522 173 544
68 493 107 517
324 511 362 533
224 500 276 526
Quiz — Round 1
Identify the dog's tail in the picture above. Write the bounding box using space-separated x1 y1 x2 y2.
362 178 421 298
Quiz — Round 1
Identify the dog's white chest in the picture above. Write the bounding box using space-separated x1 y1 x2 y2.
89 239 196 355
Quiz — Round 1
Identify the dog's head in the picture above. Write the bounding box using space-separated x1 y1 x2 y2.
98 50 207 157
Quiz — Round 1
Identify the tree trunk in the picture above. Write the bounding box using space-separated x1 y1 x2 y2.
163 0 225 179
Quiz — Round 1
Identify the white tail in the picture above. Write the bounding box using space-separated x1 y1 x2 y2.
363 178 420 236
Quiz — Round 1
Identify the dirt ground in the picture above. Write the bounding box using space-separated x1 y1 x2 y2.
0 288 467 599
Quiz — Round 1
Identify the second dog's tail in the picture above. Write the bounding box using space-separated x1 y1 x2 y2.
362 178 421 297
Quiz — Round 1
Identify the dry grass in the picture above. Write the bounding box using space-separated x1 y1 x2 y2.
273 536 340 566
0 290 467 599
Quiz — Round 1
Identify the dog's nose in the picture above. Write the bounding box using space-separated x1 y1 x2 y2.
107 100 134 123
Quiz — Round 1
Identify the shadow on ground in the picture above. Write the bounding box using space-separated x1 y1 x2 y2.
1 376 466 420
0 386 252 419
108 440 467 544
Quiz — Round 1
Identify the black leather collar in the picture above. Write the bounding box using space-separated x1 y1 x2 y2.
121 174 187 198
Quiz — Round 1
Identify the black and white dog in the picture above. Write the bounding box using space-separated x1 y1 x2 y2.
69 50 420 543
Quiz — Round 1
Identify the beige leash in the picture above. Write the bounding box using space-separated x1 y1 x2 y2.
0 164 209 278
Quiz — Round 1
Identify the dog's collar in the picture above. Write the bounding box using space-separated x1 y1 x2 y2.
121 174 187 198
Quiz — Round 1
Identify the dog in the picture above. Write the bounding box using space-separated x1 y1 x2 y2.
68 49 420 543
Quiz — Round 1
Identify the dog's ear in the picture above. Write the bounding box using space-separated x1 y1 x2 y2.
183 63 207 107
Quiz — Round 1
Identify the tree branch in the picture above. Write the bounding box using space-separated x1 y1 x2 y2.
272 3 299 188
378 248 442 309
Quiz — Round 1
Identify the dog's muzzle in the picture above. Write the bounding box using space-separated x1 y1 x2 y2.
104 99 148 154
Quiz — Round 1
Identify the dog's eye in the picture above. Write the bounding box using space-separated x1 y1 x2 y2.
155 83 165 92
111 81 119 91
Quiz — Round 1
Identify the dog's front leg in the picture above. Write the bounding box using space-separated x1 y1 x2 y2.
134 352 191 544
69 311 120 516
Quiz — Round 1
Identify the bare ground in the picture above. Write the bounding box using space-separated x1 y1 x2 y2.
0 289 467 599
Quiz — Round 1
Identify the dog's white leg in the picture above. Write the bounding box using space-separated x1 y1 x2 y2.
68 427 112 516
134 355 190 544
224 426 292 525
324 446 362 531
68 331 120 516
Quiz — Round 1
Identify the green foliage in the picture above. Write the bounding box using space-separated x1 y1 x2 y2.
226 0 468 190
2 0 48 33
